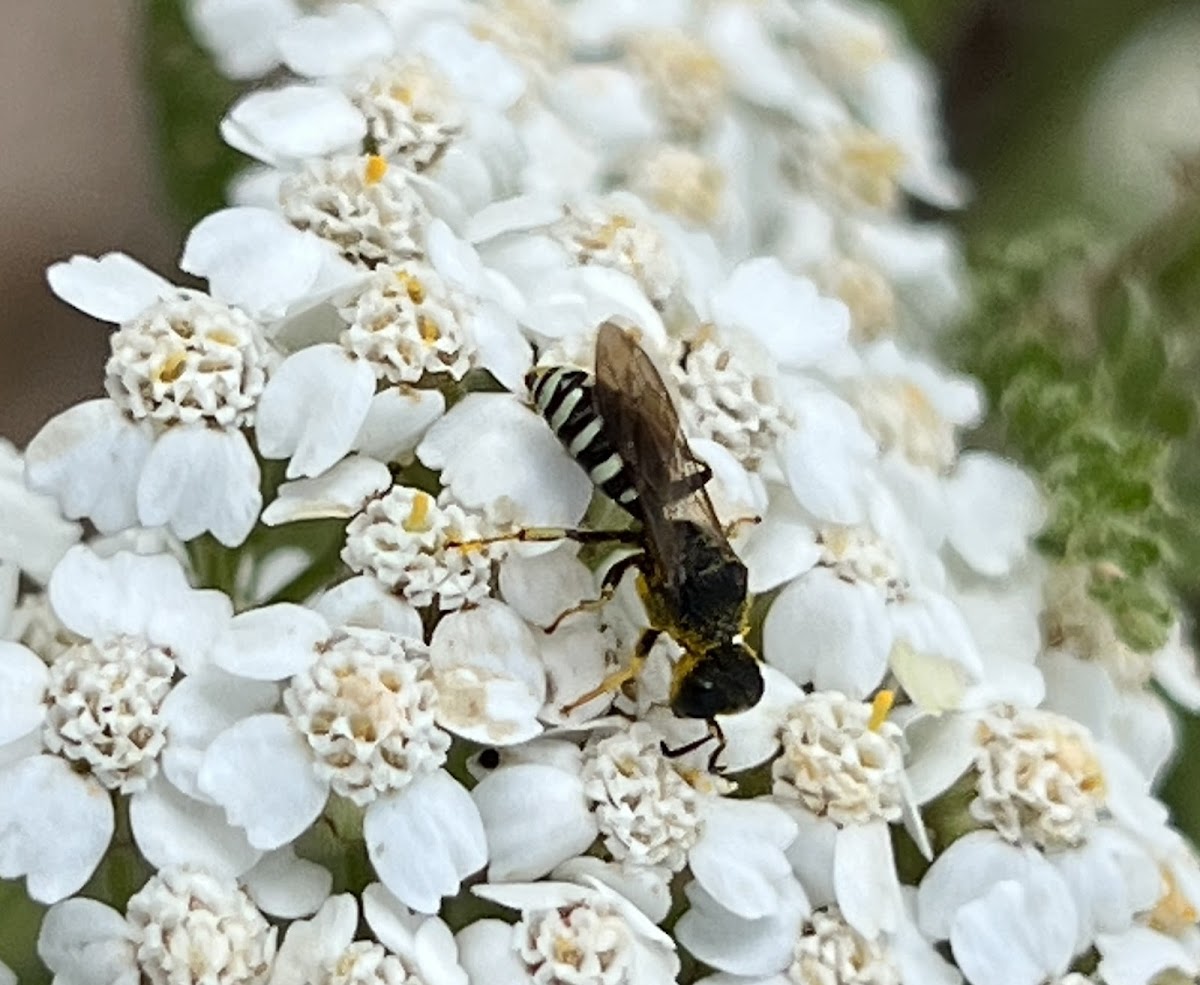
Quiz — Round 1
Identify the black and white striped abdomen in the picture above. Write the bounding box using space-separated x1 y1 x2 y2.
527 365 641 515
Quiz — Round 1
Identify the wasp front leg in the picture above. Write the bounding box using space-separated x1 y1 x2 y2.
661 718 726 773
560 626 660 715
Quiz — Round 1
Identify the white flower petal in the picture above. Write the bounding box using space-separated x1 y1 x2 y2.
363 882 469 985
950 877 1075 985
365 770 488 914
354 388 447 465
198 713 328 850
186 0 299 79
243 846 332 919
889 590 984 694
312 576 423 638
712 258 850 368
783 807 838 908
690 799 798 919
256 345 376 479
551 856 673 924
137 426 262 547
263 455 393 525
497 545 596 628
25 400 153 534
675 880 809 978
473 763 597 881
1051 826 1158 948
904 712 978 805
739 487 820 594
547 66 658 147
222 85 366 167
945 453 1044 577
278 4 394 77
778 391 875 525
430 601 546 745
0 755 113 903
212 603 326 680
763 567 892 696
456 919 531 985
0 642 49 745
1096 925 1199 985
413 20 524 111
833 821 903 937
270 894 357 985
418 393 593 527
45 252 173 323
160 666 280 799
37 898 136 985
181 207 357 320
129 773 262 876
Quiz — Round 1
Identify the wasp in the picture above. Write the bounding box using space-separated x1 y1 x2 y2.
526 321 764 770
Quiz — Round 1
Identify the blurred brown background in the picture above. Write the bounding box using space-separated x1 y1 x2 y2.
0 2 177 443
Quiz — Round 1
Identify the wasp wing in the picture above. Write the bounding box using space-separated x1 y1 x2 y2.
591 322 731 593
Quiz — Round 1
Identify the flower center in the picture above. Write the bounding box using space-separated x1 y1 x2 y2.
125 867 276 985
327 940 426 985
817 526 906 600
626 31 726 138
341 487 499 611
671 329 785 469
551 199 679 308
105 291 268 428
280 156 431 268
789 906 900 985
773 692 905 825
43 635 175 794
820 259 896 344
284 627 449 803
354 57 463 171
580 722 702 872
786 125 906 212
851 376 957 471
516 902 634 985
1149 867 1200 936
471 0 568 69
339 264 475 384
627 146 726 227
970 705 1107 850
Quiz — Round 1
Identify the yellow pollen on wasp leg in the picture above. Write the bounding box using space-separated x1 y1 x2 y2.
156 352 188 384
365 155 389 185
403 492 432 532
868 689 894 732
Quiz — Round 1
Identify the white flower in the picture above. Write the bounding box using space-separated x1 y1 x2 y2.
0 547 261 903
186 0 300 79
38 866 277 985
26 255 272 546
196 622 488 912
460 878 680 985
269 885 469 985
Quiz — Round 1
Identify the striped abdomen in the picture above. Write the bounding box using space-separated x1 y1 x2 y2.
527 365 640 515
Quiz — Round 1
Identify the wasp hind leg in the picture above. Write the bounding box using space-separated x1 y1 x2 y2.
541 550 646 633
661 718 726 773
560 627 660 716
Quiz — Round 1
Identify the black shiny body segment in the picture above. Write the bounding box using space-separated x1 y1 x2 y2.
527 365 642 516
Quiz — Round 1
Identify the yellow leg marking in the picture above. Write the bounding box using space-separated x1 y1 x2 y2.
868 689 895 732
560 627 659 715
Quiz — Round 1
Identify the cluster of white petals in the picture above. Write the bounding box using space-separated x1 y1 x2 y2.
1 0 1197 984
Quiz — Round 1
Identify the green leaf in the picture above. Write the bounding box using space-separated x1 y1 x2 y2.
0 880 49 985
143 0 245 226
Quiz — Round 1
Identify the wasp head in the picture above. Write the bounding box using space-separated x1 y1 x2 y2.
670 643 764 720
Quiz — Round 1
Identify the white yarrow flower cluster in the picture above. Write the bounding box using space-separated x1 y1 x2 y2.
0 1 1194 983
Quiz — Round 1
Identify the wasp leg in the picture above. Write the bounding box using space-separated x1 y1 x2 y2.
447 526 642 551
723 514 762 539
661 719 726 773
663 463 713 503
542 550 646 633
560 627 660 716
